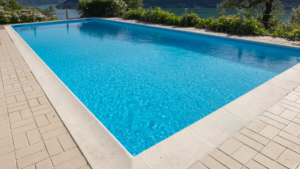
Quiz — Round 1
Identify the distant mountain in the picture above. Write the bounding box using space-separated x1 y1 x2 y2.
14 0 65 6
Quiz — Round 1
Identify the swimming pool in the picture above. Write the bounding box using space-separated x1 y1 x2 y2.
13 19 300 156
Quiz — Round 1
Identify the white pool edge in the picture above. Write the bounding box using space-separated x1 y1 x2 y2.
5 19 300 169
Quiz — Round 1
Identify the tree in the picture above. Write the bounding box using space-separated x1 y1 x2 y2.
41 5 56 17
124 0 143 9
8 0 21 10
217 0 284 29
290 5 300 24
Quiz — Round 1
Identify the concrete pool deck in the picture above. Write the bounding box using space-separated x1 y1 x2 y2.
1 18 300 169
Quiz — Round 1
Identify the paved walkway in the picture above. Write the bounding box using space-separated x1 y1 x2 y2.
0 30 90 169
189 85 300 169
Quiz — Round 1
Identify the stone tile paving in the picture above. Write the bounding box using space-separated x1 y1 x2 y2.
189 86 300 169
0 30 90 169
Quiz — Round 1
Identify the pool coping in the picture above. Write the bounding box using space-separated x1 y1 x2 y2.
5 18 300 169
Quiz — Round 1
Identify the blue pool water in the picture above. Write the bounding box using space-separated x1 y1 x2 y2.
13 19 300 155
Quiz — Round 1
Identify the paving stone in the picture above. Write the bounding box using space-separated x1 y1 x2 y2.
259 125 281 140
51 147 81 166
13 133 28 150
240 128 270 145
285 93 300 102
0 114 8 121
45 137 63 157
277 102 300 113
258 116 286 129
23 165 35 169
8 111 21 123
267 105 286 115
0 124 11 139
23 86 33 93
245 160 267 169
6 96 16 105
246 120 267 133
273 136 300 154
0 106 7 116
280 109 298 121
261 141 285 160
8 104 29 113
31 85 41 91
16 94 26 102
200 155 227 169
293 117 300 124
37 96 49 105
20 109 33 120
263 112 290 125
41 127 68 140
35 115 50 127
36 158 54 169
15 142 45 160
11 123 37 135
45 112 60 124
17 149 49 169
11 118 35 129
278 131 300 145
0 137 12 148
0 143 13 156
57 133 76 151
28 98 40 108
218 138 243 155
12 83 21 89
231 145 257 165
26 129 42 145
253 153 286 169
30 103 52 112
281 99 300 109
209 149 243 169
7 101 27 109
33 107 55 117
277 149 300 169
188 161 208 169
0 118 9 126
55 155 87 169
0 152 16 169
39 121 64 134
234 133 264 151
285 122 300 136
80 166 91 169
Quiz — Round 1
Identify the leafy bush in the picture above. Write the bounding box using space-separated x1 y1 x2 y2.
8 0 21 10
124 8 300 40
78 0 127 17
290 5 300 25
0 10 57 24
195 15 265 35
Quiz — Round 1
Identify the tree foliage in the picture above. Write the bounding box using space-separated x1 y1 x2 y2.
8 0 22 10
217 0 284 29
41 5 56 17
290 5 300 24
78 0 127 17
124 0 143 9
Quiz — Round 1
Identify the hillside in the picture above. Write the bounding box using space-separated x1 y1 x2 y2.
14 0 65 6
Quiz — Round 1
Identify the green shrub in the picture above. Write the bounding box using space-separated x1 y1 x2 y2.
78 0 127 17
0 10 57 24
124 8 300 40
